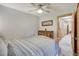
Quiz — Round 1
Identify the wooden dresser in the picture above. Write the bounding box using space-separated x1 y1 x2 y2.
38 30 53 39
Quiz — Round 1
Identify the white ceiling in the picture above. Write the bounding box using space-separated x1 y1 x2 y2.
0 3 77 17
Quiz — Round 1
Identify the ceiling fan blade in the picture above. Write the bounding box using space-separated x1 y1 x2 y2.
46 4 60 11
31 3 50 9
41 3 50 8
28 3 53 13
31 3 41 8
27 8 38 12
42 8 50 13
31 3 36 6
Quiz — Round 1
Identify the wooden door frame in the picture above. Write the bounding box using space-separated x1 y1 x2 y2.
57 13 72 41
74 3 79 55
57 4 78 56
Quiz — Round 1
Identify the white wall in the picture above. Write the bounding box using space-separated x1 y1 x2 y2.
0 5 39 40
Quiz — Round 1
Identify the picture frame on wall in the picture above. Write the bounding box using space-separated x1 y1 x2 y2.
42 20 53 26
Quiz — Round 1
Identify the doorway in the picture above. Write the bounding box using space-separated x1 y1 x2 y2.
57 13 74 55
57 13 72 40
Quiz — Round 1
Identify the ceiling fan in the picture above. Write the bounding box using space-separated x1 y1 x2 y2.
28 3 52 14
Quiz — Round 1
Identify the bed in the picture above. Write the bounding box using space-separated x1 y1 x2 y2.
0 35 60 56
0 34 73 56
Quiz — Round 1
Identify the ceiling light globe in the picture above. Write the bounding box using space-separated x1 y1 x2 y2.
37 9 43 14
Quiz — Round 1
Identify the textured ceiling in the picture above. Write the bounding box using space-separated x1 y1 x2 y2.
0 3 77 17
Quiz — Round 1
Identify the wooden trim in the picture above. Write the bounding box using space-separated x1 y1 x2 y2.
57 13 72 41
74 9 77 54
57 13 72 18
74 3 79 55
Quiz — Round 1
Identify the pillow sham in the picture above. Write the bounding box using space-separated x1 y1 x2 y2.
0 38 7 56
8 43 16 56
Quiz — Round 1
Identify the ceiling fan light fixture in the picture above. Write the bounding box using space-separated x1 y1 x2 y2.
37 9 43 14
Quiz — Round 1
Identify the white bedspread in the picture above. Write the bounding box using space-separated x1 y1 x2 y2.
8 35 59 56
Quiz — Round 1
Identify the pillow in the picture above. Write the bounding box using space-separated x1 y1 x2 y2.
8 43 16 56
0 38 7 56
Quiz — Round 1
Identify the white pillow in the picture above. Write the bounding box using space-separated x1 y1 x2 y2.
0 38 7 56
8 43 16 56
